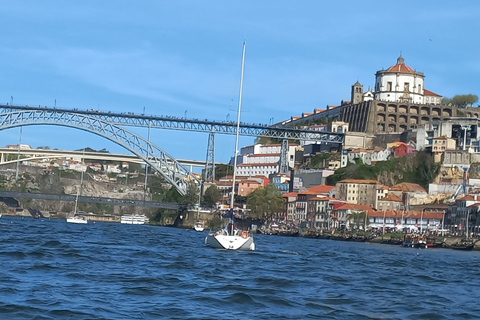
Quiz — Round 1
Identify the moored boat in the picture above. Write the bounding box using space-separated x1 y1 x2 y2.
194 222 204 232
204 42 254 251
121 214 148 225
66 215 88 224
205 224 255 251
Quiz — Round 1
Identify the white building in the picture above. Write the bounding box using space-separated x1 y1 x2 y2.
233 143 297 177
374 56 441 105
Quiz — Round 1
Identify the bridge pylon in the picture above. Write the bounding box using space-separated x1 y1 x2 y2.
204 129 215 182
279 138 289 174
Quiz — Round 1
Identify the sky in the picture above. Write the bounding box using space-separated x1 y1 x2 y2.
0 1 479 167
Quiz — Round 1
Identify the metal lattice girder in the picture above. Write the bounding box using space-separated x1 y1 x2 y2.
279 139 289 174
0 105 344 144
204 130 215 182
0 110 200 196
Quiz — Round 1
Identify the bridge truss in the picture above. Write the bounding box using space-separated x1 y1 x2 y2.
0 105 345 190
0 109 200 195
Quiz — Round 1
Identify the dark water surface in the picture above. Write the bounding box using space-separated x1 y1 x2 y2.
1 216 480 320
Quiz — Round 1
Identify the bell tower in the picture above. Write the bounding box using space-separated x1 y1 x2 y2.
351 81 364 105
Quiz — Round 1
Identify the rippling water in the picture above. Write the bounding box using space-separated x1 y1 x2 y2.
1 216 480 319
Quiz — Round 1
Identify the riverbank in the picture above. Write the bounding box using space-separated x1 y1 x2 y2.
258 227 480 251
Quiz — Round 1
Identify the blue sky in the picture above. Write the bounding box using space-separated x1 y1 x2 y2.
0 1 479 166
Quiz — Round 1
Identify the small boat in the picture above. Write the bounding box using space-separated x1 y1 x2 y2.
121 214 148 225
67 148 89 225
402 234 428 249
205 42 254 251
66 215 88 224
194 221 204 232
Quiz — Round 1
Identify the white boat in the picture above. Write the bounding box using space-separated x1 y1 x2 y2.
121 214 148 225
205 42 255 251
67 149 89 224
0 212 2 218
194 222 204 232
66 215 88 224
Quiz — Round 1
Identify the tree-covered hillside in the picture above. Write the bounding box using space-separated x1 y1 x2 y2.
326 151 439 189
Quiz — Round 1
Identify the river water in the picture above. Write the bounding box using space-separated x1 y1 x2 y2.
1 215 479 320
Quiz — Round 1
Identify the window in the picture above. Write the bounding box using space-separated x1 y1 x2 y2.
404 82 410 91
387 82 392 91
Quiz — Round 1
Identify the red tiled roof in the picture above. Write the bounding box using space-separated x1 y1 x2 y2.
380 194 402 202
456 195 480 201
239 179 262 184
282 192 297 198
306 185 335 194
386 56 414 73
423 89 442 97
392 182 427 194
309 196 335 201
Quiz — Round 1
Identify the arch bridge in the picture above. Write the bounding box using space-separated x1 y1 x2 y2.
0 105 345 194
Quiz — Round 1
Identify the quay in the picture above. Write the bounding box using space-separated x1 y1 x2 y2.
257 227 480 251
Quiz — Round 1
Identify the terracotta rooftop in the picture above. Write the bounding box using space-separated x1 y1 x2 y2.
380 194 402 202
385 56 415 73
392 182 427 194
306 185 335 194
423 89 442 97
282 192 297 198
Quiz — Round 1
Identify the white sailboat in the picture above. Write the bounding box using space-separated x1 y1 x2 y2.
193 205 204 232
67 149 88 224
205 42 255 251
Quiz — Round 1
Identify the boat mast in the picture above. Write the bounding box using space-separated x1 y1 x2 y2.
74 148 85 215
230 41 246 213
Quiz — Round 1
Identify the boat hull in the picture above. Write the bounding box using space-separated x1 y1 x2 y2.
121 214 148 224
66 217 88 224
205 233 255 251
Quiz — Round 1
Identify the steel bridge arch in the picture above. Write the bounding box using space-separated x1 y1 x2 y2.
0 110 200 195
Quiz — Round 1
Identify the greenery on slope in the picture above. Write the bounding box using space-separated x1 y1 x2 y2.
326 151 440 189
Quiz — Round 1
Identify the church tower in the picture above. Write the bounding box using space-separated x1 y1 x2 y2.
351 81 363 105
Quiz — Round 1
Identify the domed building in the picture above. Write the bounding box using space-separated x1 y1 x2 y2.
375 56 426 104
279 55 454 136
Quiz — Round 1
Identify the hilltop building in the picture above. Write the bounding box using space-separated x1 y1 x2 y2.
279 56 454 138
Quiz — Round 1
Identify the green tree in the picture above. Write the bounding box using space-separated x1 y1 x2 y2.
445 94 479 108
412 151 440 189
246 184 284 222
184 182 200 207
202 184 221 207
214 164 234 180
